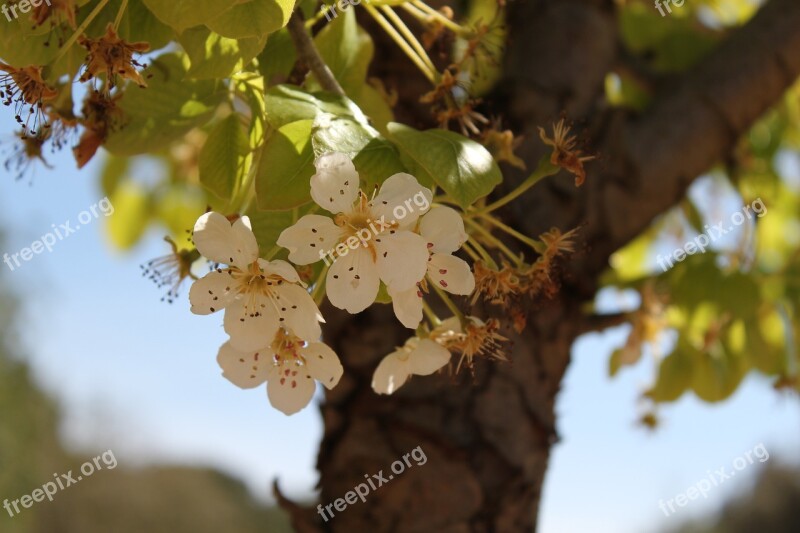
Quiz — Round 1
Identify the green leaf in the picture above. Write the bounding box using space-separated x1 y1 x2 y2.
199 114 250 200
647 342 693 402
263 85 366 129
142 0 241 33
100 155 130 197
310 114 407 191
180 26 266 79
120 0 176 50
105 54 226 156
245 203 317 257
312 9 393 130
154 185 208 240
691 350 747 403
311 113 378 158
256 120 316 210
352 138 407 191
207 0 294 40
106 182 151 250
375 283 392 304
258 29 297 83
387 123 502 204
84 0 175 51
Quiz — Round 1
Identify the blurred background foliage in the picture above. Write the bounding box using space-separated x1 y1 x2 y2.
0 235 292 533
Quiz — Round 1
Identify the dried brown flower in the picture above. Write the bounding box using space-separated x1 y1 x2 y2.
78 23 150 91
538 119 595 187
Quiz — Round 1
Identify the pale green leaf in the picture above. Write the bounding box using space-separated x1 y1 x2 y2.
199 114 250 200
256 119 315 210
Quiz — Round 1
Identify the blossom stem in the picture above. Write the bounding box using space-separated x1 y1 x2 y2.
364 4 438 84
407 1 467 35
422 300 441 326
311 265 329 305
55 0 112 63
461 240 482 262
477 212 540 250
432 283 465 324
113 0 128 30
467 235 498 270
379 6 436 73
465 218 523 267
471 156 559 216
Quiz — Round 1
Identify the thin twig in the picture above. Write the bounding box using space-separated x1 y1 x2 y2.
286 10 345 95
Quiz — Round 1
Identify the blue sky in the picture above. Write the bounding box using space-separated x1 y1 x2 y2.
1 129 798 533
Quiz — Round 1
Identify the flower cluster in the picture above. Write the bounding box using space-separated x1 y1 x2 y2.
188 212 342 415
189 153 490 413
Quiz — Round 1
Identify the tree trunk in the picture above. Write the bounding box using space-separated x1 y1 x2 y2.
278 0 800 531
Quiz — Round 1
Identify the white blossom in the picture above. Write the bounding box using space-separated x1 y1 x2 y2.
277 153 433 314
189 212 323 352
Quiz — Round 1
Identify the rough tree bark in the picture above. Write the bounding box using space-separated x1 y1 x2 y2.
280 0 800 531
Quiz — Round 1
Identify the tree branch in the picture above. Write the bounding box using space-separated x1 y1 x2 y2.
502 0 800 285
287 10 345 96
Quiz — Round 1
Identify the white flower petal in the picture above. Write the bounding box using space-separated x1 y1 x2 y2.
427 254 475 295
192 212 236 264
277 215 343 265
301 342 343 390
407 338 451 376
389 284 423 330
189 270 235 315
375 231 428 291
274 283 323 341
419 206 468 254
369 173 432 228
259 259 303 284
193 212 258 268
267 365 316 415
310 153 360 214
224 298 279 352
371 352 410 395
217 341 271 389
230 216 260 268
326 246 380 313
